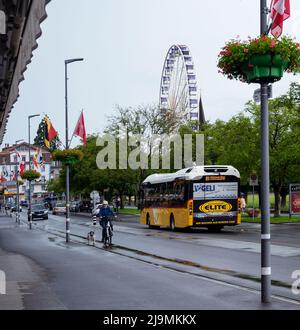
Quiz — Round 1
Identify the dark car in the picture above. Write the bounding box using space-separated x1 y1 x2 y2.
43 197 58 211
70 201 81 212
4 201 14 210
11 204 22 212
79 201 92 213
31 203 49 220
20 200 28 207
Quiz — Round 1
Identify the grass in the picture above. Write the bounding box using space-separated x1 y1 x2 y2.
118 208 140 215
246 193 290 212
242 215 300 223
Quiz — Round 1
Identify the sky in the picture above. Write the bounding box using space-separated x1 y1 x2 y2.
3 0 300 147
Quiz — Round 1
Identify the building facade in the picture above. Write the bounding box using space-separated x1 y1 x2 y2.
0 142 59 199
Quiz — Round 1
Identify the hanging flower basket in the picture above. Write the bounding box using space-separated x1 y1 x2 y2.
218 35 300 83
21 170 41 181
52 149 83 165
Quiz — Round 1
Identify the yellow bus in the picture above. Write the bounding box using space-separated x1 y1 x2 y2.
140 165 241 232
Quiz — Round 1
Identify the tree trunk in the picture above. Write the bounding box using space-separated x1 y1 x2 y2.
273 184 281 217
120 195 124 209
280 192 287 208
280 186 288 209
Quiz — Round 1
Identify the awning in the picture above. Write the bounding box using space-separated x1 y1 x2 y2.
0 0 50 144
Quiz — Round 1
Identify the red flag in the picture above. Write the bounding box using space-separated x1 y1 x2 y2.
19 162 25 175
73 111 86 145
14 150 25 175
270 0 290 37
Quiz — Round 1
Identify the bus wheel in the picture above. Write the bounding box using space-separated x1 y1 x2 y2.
170 215 176 231
207 226 223 233
146 213 152 229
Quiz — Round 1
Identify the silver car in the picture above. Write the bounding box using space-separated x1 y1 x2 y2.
52 202 66 215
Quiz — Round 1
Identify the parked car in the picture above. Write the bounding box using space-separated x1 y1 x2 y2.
4 201 14 210
20 200 28 207
11 204 22 212
32 204 48 220
44 196 58 211
70 201 81 212
79 201 92 213
52 202 66 215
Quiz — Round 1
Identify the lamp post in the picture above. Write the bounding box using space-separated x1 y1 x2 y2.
15 139 23 225
28 114 40 229
65 58 84 243
260 0 271 304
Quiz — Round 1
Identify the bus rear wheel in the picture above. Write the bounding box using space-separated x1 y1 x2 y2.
170 215 176 231
146 214 151 228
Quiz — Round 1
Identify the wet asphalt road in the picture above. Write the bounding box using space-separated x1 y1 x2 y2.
0 211 300 309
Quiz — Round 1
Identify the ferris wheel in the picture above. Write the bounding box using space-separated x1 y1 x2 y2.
159 45 199 121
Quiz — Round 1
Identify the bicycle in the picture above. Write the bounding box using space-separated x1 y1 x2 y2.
103 217 114 248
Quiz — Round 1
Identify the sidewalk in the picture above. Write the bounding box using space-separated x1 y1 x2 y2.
0 214 65 310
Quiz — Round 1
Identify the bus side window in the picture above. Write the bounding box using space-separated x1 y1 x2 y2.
154 184 160 205
145 184 155 207
159 183 163 202
172 181 185 205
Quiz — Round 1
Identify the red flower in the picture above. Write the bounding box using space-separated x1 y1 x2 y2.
270 39 277 48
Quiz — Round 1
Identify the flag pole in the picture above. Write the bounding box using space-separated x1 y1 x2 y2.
267 6 280 34
267 0 275 29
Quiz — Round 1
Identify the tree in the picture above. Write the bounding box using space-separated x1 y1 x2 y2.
245 84 300 215
34 117 61 151
199 83 300 216
200 115 259 186
47 177 64 194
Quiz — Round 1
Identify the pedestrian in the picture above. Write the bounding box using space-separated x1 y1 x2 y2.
116 196 121 213
240 194 246 214
112 197 117 212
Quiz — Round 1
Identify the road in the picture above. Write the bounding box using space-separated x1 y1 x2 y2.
0 209 300 310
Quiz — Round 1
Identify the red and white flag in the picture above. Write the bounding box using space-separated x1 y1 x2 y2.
14 150 25 175
270 0 290 37
73 111 87 145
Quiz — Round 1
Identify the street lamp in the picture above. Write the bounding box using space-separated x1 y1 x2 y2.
260 0 271 304
28 114 40 229
15 139 24 225
65 57 84 243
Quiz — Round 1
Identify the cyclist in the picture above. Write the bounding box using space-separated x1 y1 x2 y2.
98 200 116 242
